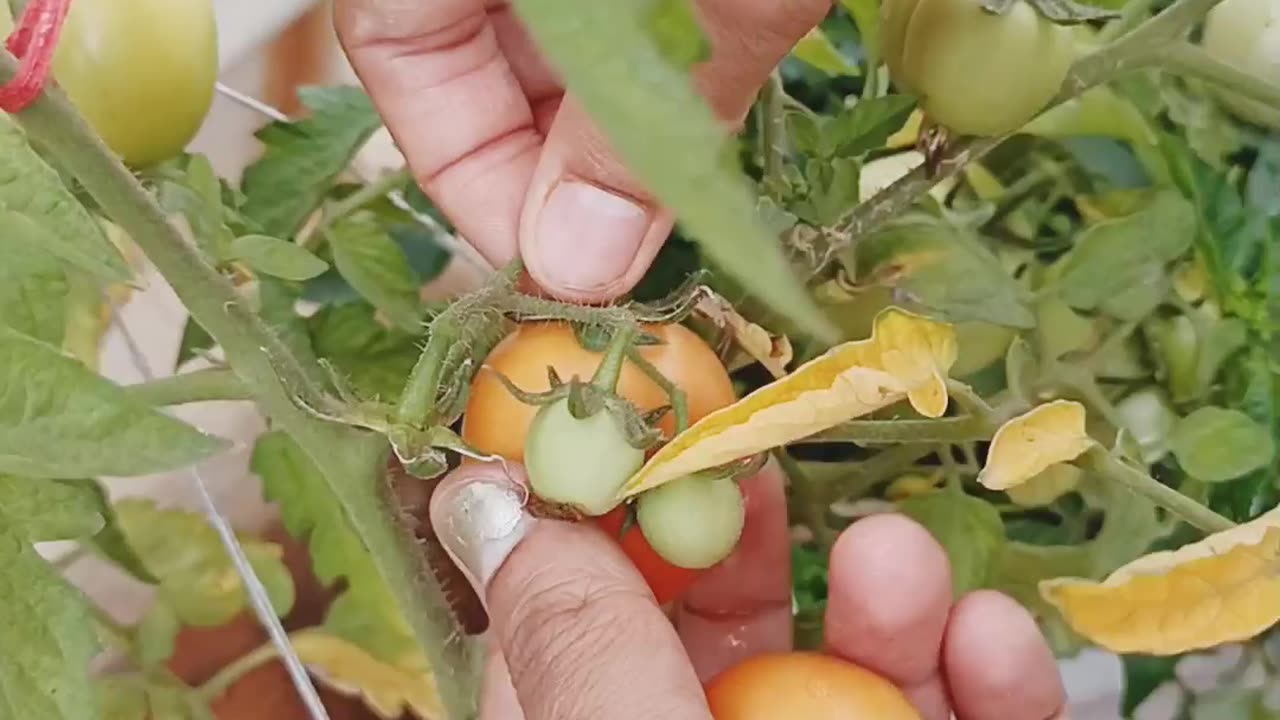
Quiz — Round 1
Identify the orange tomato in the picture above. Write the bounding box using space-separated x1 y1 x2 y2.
461 321 736 459
705 653 921 720
462 321 736 604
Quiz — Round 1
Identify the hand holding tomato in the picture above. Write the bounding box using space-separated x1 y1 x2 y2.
428 462 1068 720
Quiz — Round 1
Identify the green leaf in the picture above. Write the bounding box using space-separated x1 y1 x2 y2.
328 213 424 334
231 234 329 281
858 218 1035 328
114 499 295 626
309 302 421 400
796 156 861 226
158 154 234 261
240 87 383 238
825 95 916 158
0 526 99 720
792 28 860 77
1056 190 1195 311
510 0 836 342
252 431 416 664
0 477 103 542
0 115 130 284
0 220 67 345
0 327 226 478
838 0 880 68
898 488 1005 596
1171 406 1275 483
175 317 215 370
1097 263 1169 321
97 678 211 720
642 0 709 69
1246 140 1280 218
1121 655 1179 716
135 601 181 667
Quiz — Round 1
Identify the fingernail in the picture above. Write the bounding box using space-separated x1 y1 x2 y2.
431 473 535 598
531 179 649 292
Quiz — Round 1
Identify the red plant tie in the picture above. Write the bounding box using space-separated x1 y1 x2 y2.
0 0 72 112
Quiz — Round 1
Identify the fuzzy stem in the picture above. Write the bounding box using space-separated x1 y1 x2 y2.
591 325 637 391
397 323 457 427
125 368 251 406
626 347 690 434
1 53 483 720
802 415 991 445
759 70 787 191
1085 449 1236 533
1157 42 1280 126
197 642 282 703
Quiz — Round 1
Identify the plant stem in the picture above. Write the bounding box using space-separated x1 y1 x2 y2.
626 347 689 434
591 324 637 391
397 323 456 427
802 415 991 444
776 450 837 552
301 167 415 249
759 71 787 191
197 642 281 703
2 55 483 719
125 368 250 406
1158 42 1280 126
1085 449 1236 533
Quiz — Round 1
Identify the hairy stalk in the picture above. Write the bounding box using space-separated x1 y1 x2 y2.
397 324 457 427
197 642 281 703
2 55 483 719
759 70 787 191
625 347 690 433
1085 449 1236 533
125 368 251 406
1158 42 1280 126
802 415 991 444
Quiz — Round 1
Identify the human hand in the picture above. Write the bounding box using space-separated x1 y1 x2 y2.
430 463 1068 720
334 0 833 302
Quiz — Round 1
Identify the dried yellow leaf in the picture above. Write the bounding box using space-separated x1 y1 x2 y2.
619 308 955 497
695 293 793 379
1040 510 1280 655
292 630 444 720
1006 464 1084 508
978 400 1095 491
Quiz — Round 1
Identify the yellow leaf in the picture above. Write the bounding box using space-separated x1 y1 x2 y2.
885 110 923 148
1006 464 1084 508
871 308 957 418
885 473 943 501
619 308 955 497
291 630 444 720
695 293 793 379
978 400 1095 491
1040 511 1280 655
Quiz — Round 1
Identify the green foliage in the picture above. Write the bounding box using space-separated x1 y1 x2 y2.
1171 406 1276 483
899 485 1006 596
229 234 329 282
327 212 425 334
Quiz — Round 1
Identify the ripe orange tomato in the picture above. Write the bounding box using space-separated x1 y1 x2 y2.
705 653 921 720
461 322 736 459
462 321 737 604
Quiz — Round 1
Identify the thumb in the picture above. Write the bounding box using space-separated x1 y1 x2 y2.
517 0 833 302
430 464 712 720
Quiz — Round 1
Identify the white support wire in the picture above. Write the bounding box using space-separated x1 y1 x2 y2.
109 308 331 720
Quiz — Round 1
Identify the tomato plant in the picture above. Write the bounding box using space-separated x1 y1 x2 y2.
705 653 921 720
523 396 645 516
881 0 1076 136
52 0 218 167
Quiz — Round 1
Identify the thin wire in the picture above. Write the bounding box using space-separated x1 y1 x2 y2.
108 307 331 720
214 82 496 275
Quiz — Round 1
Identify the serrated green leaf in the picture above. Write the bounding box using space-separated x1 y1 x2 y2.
0 220 67 345
510 0 836 342
797 156 861 225
898 487 1005 595
158 155 233 260
858 218 1035 328
252 432 416 665
231 234 329 281
1057 190 1195 311
240 87 383 238
114 500 295 626
135 601 181 667
309 303 421 400
802 95 916 159
0 477 103 542
0 115 130 284
1171 406 1275 483
328 213 424 334
792 28 859 77
0 526 98 720
0 327 226 478
642 0 709 69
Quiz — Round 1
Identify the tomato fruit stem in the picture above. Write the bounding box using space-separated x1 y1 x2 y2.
590 324 637 392
0 0 70 112
625 346 690 434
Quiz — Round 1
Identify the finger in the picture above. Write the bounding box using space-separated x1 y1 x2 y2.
823 514 954 719
335 0 540 268
430 464 712 720
676 463 793 681
943 591 1066 720
518 0 833 301
486 2 562 133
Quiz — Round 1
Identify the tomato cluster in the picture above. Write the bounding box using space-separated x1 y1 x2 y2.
461 322 742 604
881 0 1076 136
51 0 218 166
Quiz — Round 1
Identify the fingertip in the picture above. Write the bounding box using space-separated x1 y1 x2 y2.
944 590 1065 720
824 513 953 685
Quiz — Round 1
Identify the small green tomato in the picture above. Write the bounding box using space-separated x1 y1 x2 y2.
1202 0 1280 129
523 398 644 517
637 472 745 570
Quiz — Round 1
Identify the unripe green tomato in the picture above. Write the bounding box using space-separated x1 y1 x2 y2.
524 398 644 517
53 0 219 167
1146 315 1200 403
637 472 745 570
1114 386 1179 464
1202 0 1280 129
881 0 1077 136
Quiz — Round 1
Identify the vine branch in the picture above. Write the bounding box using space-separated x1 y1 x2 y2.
125 368 251 406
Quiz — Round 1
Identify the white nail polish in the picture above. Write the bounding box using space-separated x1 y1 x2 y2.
435 478 535 595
